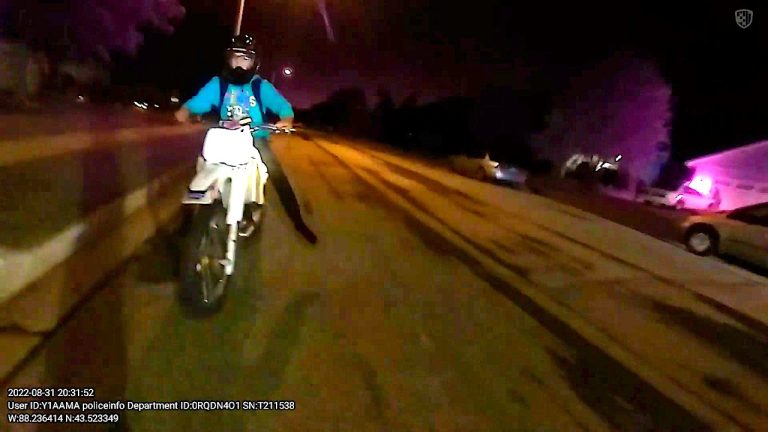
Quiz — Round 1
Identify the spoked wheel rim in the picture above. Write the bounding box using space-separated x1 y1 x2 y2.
196 216 228 304
688 232 712 253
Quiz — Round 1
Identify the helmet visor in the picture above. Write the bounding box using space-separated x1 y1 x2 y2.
227 51 256 69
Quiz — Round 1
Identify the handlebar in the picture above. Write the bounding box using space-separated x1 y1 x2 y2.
218 118 295 134
252 124 296 134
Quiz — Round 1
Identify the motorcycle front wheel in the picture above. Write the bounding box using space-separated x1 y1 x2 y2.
178 203 233 317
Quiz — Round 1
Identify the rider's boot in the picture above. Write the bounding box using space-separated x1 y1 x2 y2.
238 203 263 237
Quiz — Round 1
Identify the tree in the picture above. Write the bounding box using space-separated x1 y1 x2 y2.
11 0 185 61
372 86 395 142
531 54 673 188
325 87 370 135
471 85 534 165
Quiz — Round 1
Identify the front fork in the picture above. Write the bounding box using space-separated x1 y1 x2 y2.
222 167 249 275
224 224 237 274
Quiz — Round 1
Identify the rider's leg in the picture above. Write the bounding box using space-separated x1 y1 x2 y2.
240 137 316 243
249 138 268 221
253 137 301 222
256 161 268 205
253 136 317 244
250 137 269 217
238 140 268 237
251 159 268 206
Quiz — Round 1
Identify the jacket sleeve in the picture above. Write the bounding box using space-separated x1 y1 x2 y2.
260 80 294 119
183 77 221 115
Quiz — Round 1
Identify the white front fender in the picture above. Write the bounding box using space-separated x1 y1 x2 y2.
182 164 224 204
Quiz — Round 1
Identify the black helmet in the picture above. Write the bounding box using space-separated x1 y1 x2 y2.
228 34 257 56
223 34 259 84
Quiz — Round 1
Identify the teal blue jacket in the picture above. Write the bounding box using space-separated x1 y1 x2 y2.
183 76 294 138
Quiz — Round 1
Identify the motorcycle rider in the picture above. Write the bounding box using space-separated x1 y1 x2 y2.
174 34 295 237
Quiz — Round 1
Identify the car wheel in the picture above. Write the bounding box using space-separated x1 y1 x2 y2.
685 225 718 256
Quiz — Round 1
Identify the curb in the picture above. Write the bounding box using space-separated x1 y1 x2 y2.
0 164 191 382
0 164 191 307
0 164 191 333
0 124 205 167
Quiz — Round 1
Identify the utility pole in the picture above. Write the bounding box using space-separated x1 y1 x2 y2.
234 0 245 36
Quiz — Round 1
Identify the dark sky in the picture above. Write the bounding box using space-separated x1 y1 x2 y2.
112 0 651 106
114 0 530 107
109 1 765 106
6 0 768 157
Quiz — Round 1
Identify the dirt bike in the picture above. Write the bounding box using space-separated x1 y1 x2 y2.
178 117 293 314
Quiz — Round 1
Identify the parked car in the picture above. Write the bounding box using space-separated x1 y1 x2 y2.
450 153 528 186
562 153 622 177
681 202 768 268
561 153 624 186
637 181 721 211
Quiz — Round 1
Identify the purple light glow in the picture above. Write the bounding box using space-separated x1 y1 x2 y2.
689 175 713 196
62 0 185 60
530 56 672 186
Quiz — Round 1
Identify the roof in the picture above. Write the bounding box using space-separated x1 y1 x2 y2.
686 140 768 166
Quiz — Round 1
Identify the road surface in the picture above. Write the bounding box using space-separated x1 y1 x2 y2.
3 131 768 431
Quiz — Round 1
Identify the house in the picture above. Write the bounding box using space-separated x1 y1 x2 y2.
686 141 768 210
0 39 48 101
0 37 109 105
